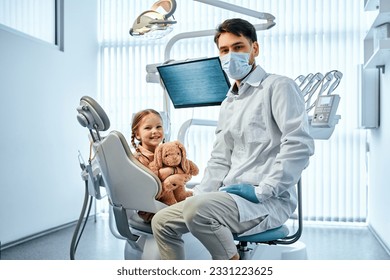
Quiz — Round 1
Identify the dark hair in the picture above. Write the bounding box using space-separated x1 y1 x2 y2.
214 18 257 46
131 109 163 152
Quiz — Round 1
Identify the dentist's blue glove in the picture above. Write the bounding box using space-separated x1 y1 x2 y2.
219 184 259 203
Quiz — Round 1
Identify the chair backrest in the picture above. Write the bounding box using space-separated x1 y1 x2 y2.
93 130 167 214
274 178 303 244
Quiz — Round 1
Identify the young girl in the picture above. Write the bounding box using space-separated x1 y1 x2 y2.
131 109 164 166
131 109 189 222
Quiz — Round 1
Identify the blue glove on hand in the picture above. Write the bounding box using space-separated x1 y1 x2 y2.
219 184 259 203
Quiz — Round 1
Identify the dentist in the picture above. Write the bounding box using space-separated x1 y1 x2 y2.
152 18 315 260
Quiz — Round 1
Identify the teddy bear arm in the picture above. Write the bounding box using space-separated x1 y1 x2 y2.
175 166 185 174
158 166 175 181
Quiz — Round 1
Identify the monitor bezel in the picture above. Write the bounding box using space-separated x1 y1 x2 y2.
156 57 231 109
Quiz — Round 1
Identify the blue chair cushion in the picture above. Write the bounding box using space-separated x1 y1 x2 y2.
233 225 289 243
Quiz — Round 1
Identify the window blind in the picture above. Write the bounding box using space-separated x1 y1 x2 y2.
98 0 368 223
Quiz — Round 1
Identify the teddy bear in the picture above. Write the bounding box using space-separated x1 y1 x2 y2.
149 141 199 206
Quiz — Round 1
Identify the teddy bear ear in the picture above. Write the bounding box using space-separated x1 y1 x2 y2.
177 142 190 173
189 160 199 176
176 141 186 156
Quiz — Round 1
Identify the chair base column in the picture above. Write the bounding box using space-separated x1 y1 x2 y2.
237 241 308 260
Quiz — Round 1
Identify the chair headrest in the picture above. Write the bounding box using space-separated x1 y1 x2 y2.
76 96 110 132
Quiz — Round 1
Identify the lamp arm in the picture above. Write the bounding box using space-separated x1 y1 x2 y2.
164 0 176 19
194 0 275 21
151 0 177 19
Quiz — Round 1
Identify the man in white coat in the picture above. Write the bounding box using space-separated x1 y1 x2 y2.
152 18 315 260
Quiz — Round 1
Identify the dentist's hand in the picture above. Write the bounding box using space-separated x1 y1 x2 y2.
219 184 259 203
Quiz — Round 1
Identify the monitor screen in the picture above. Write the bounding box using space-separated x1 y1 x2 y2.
157 57 231 108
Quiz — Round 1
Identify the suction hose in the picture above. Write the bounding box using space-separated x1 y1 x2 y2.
70 181 93 260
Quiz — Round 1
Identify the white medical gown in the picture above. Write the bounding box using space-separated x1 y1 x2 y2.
193 65 315 236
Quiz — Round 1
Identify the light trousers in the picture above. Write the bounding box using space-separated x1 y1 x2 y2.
151 192 263 260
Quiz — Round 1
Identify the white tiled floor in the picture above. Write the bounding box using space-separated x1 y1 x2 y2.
1 215 389 260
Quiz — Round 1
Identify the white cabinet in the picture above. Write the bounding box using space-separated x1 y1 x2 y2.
363 0 390 69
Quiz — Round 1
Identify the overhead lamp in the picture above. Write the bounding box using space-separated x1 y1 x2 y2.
129 0 177 39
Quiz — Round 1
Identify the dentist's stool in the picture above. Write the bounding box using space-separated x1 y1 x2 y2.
233 179 307 260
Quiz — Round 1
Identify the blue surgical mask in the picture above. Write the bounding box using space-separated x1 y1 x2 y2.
220 52 252 80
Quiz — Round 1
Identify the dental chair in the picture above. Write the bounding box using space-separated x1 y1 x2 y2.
75 96 208 259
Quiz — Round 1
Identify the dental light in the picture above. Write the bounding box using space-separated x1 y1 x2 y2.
133 0 275 40
130 0 177 39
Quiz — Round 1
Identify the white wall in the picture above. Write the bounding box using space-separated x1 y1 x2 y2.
0 0 98 245
368 60 390 250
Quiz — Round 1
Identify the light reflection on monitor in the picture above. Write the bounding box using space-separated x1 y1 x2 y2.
157 57 231 108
